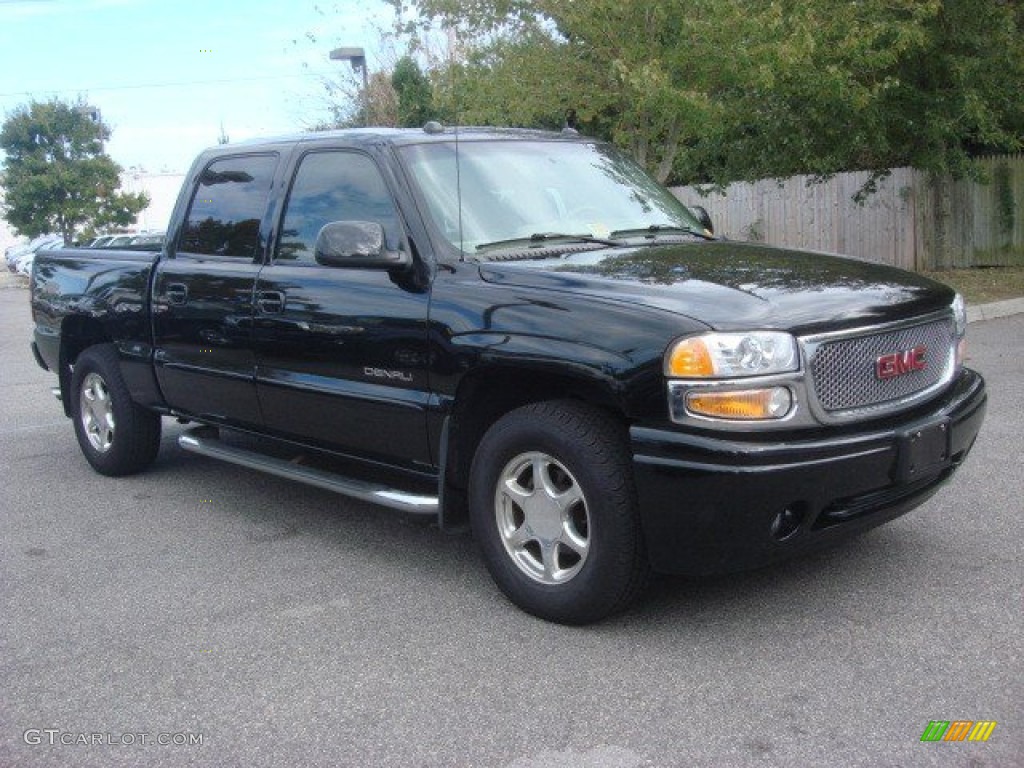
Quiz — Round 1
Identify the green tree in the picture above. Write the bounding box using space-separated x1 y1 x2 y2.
408 0 796 182
1 98 148 244
399 0 1024 189
392 55 436 127
694 0 1024 189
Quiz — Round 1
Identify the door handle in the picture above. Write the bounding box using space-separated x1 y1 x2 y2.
165 283 188 305
256 290 286 314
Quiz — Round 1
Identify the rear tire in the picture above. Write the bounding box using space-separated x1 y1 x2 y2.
70 344 161 476
469 400 649 624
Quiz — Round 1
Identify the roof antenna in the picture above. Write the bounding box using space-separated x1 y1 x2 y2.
449 25 465 260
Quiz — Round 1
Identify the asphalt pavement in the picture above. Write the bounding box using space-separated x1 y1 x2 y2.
1 282 1021 767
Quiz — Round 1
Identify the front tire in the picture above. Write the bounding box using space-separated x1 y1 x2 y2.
70 344 161 476
469 400 649 624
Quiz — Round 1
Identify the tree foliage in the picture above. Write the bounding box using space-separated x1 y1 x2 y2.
396 0 1024 188
1 98 149 244
312 69 401 130
392 55 437 127
693 0 1024 189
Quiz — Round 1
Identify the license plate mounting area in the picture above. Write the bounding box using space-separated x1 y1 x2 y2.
895 418 951 484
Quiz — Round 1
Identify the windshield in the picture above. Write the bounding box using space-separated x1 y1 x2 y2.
398 139 704 255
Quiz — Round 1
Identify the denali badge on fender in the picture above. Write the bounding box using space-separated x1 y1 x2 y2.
876 346 927 380
364 366 414 382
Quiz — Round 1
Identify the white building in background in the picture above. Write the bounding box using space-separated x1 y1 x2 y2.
1 170 186 251
120 170 187 233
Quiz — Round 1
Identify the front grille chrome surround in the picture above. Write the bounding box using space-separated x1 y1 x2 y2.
801 311 957 424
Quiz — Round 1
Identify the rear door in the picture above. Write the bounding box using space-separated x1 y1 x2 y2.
152 152 280 426
252 148 433 468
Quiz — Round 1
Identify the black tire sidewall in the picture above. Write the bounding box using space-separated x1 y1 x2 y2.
469 401 646 624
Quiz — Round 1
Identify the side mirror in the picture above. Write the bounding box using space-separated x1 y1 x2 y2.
689 205 714 236
314 221 411 270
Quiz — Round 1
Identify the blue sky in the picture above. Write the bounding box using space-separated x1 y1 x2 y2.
0 0 392 172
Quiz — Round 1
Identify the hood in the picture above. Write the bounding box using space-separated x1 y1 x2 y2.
477 241 955 335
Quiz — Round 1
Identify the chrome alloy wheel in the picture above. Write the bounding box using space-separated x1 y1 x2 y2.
79 372 115 453
494 451 591 584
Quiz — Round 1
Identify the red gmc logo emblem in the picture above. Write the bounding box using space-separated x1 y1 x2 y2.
876 346 927 380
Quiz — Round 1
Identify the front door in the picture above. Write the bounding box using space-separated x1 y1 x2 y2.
253 149 432 468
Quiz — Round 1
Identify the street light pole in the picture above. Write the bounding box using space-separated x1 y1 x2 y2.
329 47 369 126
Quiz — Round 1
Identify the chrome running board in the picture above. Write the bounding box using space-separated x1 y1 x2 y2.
177 429 438 516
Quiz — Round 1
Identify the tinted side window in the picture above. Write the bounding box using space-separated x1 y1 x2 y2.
276 151 402 263
180 154 278 259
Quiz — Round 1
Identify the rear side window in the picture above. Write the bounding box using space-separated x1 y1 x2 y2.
275 151 403 263
179 154 278 259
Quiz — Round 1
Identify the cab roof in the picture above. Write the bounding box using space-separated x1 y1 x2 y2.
199 125 588 156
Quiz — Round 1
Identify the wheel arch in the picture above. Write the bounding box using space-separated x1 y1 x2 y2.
57 316 112 416
440 364 632 525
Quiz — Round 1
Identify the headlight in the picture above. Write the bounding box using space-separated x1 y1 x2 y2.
665 331 798 378
952 293 967 367
951 293 967 337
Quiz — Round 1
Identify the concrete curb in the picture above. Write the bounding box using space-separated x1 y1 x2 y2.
3 269 1023 321
966 297 1024 324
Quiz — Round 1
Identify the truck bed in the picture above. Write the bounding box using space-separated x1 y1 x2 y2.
31 246 161 378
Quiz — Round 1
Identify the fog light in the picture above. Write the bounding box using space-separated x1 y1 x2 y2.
686 387 792 420
770 505 805 541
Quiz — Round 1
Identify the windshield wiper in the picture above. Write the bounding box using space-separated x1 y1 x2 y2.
610 224 715 241
476 232 621 253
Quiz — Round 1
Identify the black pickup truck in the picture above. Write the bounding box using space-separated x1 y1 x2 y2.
31 126 987 623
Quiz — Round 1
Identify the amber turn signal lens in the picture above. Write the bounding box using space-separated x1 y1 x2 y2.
667 338 714 377
686 387 792 420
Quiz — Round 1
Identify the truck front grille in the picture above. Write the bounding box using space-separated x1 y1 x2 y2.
808 317 955 416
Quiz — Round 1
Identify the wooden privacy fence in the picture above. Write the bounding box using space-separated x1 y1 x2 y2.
671 154 1024 271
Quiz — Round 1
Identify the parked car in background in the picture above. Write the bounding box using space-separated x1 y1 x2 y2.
6 234 62 273
15 251 37 276
4 238 28 263
129 232 165 247
4 243 26 271
87 234 138 248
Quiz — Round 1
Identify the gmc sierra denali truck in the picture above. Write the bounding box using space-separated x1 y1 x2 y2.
31 126 987 624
